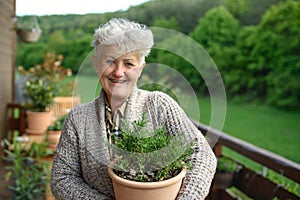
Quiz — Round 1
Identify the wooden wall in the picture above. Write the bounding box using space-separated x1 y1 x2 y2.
0 0 16 139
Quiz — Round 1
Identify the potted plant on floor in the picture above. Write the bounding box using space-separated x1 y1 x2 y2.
214 156 239 189
18 52 72 137
3 133 53 199
108 113 194 200
24 77 58 137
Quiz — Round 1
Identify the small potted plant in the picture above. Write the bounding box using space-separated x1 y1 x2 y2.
24 77 58 135
46 114 67 149
214 156 239 189
18 52 72 135
108 113 194 200
17 16 42 43
3 133 53 199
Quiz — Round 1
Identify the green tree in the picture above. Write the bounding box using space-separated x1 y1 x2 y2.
249 0 300 109
224 0 249 19
239 0 282 25
48 30 67 51
190 6 240 93
232 26 258 100
16 43 47 69
152 17 180 31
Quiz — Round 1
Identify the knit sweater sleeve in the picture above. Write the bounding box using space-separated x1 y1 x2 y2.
150 92 217 200
50 107 112 200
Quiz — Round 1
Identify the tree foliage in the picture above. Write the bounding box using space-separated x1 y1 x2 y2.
152 17 180 31
224 0 249 19
15 0 299 109
190 6 240 94
248 0 300 108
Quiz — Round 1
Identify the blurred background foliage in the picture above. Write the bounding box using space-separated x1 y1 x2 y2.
15 0 300 110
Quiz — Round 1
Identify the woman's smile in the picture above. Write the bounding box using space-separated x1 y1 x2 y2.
109 78 127 84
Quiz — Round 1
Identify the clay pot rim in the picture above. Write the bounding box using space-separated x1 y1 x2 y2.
108 157 187 189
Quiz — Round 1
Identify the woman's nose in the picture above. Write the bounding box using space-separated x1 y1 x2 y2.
113 64 125 77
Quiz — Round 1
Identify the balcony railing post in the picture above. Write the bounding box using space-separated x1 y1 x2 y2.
213 143 222 157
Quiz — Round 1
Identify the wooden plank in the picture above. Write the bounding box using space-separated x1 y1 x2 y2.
7 103 26 135
0 0 15 140
219 189 240 200
0 0 15 10
206 187 239 200
0 56 14 72
192 121 300 183
234 167 300 199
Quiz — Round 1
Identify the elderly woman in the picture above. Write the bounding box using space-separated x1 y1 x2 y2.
50 18 216 200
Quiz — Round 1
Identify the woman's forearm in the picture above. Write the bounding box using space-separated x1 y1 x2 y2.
51 153 113 200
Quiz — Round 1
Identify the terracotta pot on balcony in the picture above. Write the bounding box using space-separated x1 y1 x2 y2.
108 158 187 200
26 111 52 134
46 130 61 149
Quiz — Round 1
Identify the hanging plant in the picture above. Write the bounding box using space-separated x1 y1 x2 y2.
17 16 42 43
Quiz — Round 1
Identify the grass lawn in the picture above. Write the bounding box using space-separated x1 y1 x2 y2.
197 96 300 164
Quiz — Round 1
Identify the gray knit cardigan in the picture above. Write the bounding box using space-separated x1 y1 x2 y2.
50 88 217 200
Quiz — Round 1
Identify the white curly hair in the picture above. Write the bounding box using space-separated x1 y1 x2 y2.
92 18 154 60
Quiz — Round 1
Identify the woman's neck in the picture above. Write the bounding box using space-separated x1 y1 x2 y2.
105 95 127 114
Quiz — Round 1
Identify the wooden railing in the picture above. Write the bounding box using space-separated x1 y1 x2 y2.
191 120 300 200
6 102 26 137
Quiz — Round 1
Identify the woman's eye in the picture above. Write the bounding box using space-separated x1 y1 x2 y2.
126 63 134 67
106 60 114 65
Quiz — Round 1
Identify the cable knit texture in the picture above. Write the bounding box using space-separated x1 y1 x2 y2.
51 88 217 200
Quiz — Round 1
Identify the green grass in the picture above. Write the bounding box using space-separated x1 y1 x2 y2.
196 96 300 164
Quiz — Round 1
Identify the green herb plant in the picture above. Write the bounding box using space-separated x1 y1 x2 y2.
217 156 239 173
47 114 67 131
3 133 53 200
112 113 194 182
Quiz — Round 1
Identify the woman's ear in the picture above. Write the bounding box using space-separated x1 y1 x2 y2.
138 62 146 77
141 62 146 69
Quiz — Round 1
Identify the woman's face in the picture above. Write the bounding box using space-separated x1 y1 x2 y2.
93 45 145 102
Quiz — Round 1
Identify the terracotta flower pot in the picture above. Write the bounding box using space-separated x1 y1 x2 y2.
26 111 52 133
108 158 187 200
46 130 61 148
24 133 45 144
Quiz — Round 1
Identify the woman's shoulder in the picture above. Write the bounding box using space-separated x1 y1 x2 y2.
137 89 178 105
137 89 174 100
67 98 98 118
